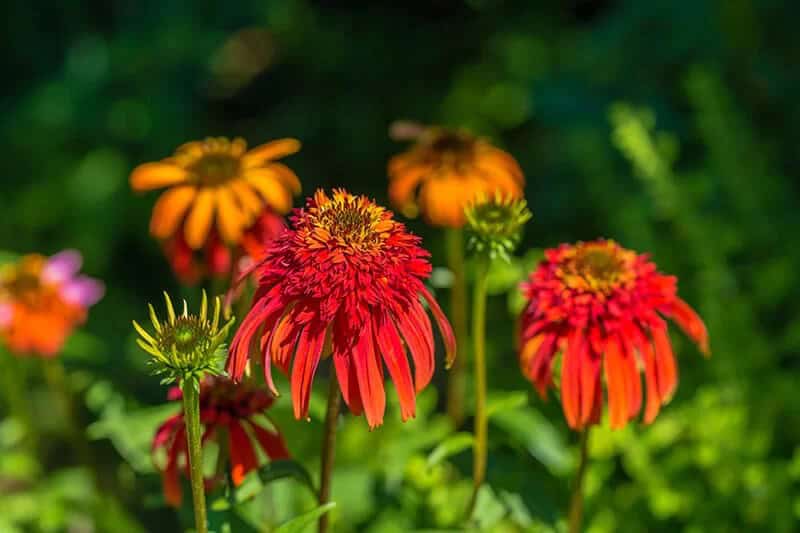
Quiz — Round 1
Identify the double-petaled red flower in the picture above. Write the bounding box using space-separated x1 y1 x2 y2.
519 240 709 430
227 189 456 428
152 376 289 507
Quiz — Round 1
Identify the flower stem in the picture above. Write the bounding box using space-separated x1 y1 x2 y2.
445 227 468 427
319 372 341 533
568 428 591 533
468 256 490 515
1 350 37 454
181 379 208 533
42 359 90 465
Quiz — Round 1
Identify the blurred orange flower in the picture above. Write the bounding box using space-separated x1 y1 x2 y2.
0 251 104 357
130 137 301 282
388 126 524 228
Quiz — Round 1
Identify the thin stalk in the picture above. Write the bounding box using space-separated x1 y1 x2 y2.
445 227 468 426
1 351 37 454
568 429 591 533
42 359 90 465
182 380 208 533
318 372 341 533
467 256 490 515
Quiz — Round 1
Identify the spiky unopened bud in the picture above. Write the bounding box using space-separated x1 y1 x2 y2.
133 291 235 385
464 192 532 262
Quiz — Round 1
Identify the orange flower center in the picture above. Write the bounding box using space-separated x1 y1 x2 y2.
0 256 47 306
307 190 395 252
558 242 636 294
189 154 241 186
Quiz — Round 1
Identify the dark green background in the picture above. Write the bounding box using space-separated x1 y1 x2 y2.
1 1 798 531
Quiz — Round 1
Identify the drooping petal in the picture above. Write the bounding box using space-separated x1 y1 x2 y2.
150 187 198 239
352 319 385 428
269 305 303 374
42 250 83 285
249 421 290 460
374 312 415 421
184 189 216 249
215 186 247 244
620 337 643 420
130 162 189 191
561 331 584 430
578 345 601 427
604 336 630 430
395 307 433 392
640 337 662 424
419 287 456 368
666 298 709 355
332 317 364 416
228 421 259 486
162 426 186 507
290 319 326 421
246 172 294 213
651 324 678 402
521 332 558 398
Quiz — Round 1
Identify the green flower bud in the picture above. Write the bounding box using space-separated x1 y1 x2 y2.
133 291 235 385
464 192 532 262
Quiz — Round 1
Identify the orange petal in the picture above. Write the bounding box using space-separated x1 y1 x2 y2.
266 163 302 195
652 325 678 402
228 180 265 218
246 171 293 213
149 187 197 239
184 189 216 249
640 339 661 424
130 162 189 191
215 186 247 244
561 332 584 430
242 138 301 168
668 298 709 356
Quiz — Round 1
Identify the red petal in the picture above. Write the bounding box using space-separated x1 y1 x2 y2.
270 305 303 374
395 308 433 392
162 426 186 507
226 287 284 380
620 338 642 420
652 324 678 401
604 336 629 430
248 420 290 460
640 337 662 424
290 319 326 420
352 319 386 428
522 332 558 398
228 421 258 486
374 313 415 421
560 331 584 430
420 287 456 368
332 317 363 416
667 298 709 355
579 345 601 427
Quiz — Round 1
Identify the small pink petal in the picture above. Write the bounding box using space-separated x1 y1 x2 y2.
0 303 13 327
61 276 105 308
43 250 83 285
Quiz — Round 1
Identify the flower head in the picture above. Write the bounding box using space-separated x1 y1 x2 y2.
0 250 104 357
227 189 456 428
134 292 235 384
465 192 532 261
153 376 289 506
388 126 524 227
130 137 300 282
519 240 709 430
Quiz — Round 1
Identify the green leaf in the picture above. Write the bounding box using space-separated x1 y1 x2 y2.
487 391 529 418
274 502 336 533
426 432 474 467
491 406 571 475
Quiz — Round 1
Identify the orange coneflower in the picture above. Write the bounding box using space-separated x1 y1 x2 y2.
388 125 525 228
519 240 709 430
130 136 301 282
153 376 289 506
0 250 104 357
227 189 456 428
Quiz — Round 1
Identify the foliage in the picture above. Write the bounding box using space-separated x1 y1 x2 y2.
1 0 798 532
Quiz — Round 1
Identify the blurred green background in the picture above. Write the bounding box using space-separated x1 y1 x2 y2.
1 0 799 531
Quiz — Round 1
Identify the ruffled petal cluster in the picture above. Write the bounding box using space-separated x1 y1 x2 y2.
227 189 456 428
388 127 524 227
130 137 299 283
519 240 708 430
152 376 289 506
0 250 104 356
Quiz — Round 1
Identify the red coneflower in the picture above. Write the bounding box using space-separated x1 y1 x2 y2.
152 376 289 507
227 189 456 428
0 250 104 357
519 239 709 430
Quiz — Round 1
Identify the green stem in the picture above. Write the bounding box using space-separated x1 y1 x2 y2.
568 429 591 533
468 256 490 515
182 380 208 533
319 372 341 533
1 351 37 454
43 359 90 465
445 227 468 427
